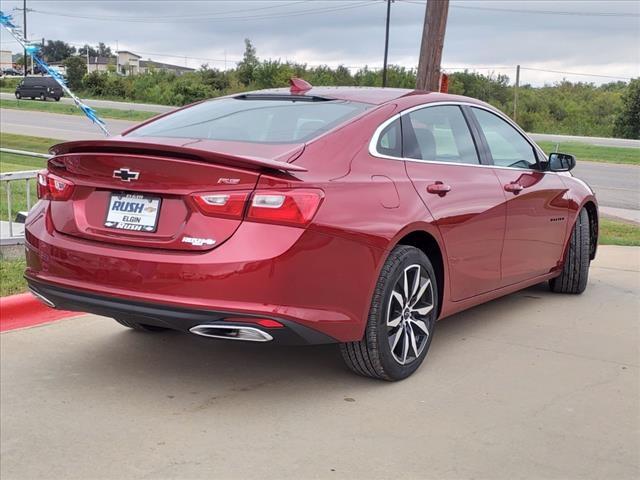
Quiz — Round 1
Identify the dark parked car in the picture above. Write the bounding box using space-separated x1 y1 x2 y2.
2 67 22 76
15 76 62 101
25 81 598 381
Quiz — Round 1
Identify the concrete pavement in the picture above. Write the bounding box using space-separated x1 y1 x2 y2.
1 245 638 479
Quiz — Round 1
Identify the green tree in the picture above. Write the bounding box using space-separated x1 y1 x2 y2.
614 79 640 139
41 40 76 62
80 43 113 58
63 56 86 90
236 39 259 86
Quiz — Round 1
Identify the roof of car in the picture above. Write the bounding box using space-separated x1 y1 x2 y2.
242 86 482 107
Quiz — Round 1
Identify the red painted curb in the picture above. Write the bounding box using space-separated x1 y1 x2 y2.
0 292 79 332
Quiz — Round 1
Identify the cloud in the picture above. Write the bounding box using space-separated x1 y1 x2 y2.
1 0 638 85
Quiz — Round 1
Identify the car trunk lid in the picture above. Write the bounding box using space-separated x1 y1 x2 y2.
46 138 305 251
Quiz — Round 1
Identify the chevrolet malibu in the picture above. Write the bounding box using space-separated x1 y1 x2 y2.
25 80 598 380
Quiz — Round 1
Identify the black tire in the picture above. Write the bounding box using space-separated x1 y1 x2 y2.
15 92 21 99
340 245 438 381
549 208 590 294
39 93 46 101
54 96 61 102
112 317 168 332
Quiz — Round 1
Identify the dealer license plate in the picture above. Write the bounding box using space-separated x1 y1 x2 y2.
104 193 161 232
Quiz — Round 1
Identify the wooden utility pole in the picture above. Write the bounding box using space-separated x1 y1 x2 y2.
416 0 449 91
513 64 521 121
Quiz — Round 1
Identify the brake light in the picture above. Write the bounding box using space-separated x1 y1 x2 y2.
247 189 324 227
192 191 250 219
36 171 75 201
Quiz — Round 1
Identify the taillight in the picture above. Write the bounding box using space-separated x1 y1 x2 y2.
191 188 324 227
192 191 250 219
37 171 75 201
247 189 324 227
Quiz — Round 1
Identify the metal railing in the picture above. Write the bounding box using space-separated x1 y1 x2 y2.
0 148 51 246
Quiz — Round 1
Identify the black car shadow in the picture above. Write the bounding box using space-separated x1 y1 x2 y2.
68 283 553 394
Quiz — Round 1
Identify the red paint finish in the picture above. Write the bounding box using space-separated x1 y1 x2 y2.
406 162 507 301
24 87 597 342
492 169 569 285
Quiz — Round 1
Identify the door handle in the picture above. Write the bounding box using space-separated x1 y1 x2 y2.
427 182 451 196
504 182 524 194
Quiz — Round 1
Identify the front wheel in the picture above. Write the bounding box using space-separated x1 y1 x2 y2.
340 245 438 381
549 208 590 294
54 96 61 102
15 92 21 99
39 93 46 101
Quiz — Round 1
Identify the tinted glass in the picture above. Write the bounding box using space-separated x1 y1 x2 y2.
472 108 538 169
403 106 479 164
128 97 369 144
376 119 402 157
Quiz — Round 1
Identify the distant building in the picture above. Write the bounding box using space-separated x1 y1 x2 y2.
1 50 12 69
117 51 141 75
87 56 116 73
116 51 194 76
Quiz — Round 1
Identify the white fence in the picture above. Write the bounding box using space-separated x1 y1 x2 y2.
0 148 51 246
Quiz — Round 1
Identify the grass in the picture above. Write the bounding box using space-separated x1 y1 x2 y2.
537 141 640 166
0 98 157 122
0 257 26 297
1 132 57 155
599 218 640 246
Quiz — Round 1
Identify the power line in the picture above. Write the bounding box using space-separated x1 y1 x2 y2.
520 67 633 81
402 0 640 18
42 1 310 21
31 1 378 24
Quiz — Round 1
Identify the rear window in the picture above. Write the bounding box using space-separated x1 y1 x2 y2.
127 97 370 144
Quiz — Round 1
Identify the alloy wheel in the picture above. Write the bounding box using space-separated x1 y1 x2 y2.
386 264 434 365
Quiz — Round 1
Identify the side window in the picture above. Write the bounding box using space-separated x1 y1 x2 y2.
472 108 538 169
402 106 479 164
376 118 402 157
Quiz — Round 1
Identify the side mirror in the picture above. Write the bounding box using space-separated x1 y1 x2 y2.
548 152 576 172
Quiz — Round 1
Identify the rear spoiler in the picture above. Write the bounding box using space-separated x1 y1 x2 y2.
49 139 308 173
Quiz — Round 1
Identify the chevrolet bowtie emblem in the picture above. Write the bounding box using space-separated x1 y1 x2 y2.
113 168 140 182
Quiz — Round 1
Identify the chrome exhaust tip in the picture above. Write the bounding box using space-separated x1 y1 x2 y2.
189 324 273 342
28 287 56 308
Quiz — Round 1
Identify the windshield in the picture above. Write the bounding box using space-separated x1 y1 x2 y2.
127 97 370 144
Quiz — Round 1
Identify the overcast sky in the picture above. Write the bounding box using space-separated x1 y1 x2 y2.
0 0 638 86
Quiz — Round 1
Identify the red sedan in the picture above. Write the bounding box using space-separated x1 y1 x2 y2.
25 82 598 380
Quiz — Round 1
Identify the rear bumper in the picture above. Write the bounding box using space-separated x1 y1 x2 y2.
24 201 385 342
27 279 335 345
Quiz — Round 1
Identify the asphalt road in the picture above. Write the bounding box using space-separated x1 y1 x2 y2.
0 108 135 140
1 246 638 479
0 91 173 114
0 108 638 214
573 161 640 211
529 132 640 149
2 94 639 147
